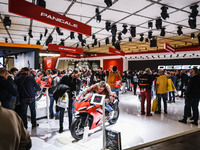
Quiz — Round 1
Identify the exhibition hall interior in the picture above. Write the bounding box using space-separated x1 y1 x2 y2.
0 0 200 150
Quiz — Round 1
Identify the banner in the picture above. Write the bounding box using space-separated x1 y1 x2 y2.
9 0 91 36
60 52 80 58
109 47 125 56
48 44 84 54
164 42 176 53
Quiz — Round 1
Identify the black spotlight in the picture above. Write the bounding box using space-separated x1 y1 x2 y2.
98 41 101 47
56 27 63 35
92 34 95 39
24 36 27 41
3 16 11 29
112 36 116 45
118 33 122 41
160 27 166 37
96 7 101 23
150 37 157 47
191 33 195 39
36 40 41 45
188 17 197 29
28 29 33 38
5 38 8 43
76 44 79 48
81 39 86 47
104 0 112 7
130 26 136 37
92 44 94 48
78 33 82 42
145 38 149 44
105 37 109 45
148 31 153 39
161 6 169 20
94 39 97 46
44 28 48 37
87 45 90 49
105 21 111 31
114 41 121 50
37 0 46 8
111 24 117 37
148 21 153 29
46 35 53 46
177 26 183 36
139 34 144 42
129 37 132 42
189 5 199 20
70 32 75 39
122 24 128 34
40 33 43 40
59 39 64 46
156 18 162 30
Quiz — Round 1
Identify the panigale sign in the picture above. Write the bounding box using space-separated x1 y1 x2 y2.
9 0 91 36
48 44 84 54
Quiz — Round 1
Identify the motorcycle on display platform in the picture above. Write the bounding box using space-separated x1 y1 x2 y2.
70 92 119 140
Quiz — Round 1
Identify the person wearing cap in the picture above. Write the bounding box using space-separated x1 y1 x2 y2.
15 67 41 129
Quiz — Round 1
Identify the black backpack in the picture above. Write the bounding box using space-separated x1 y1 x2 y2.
53 84 70 102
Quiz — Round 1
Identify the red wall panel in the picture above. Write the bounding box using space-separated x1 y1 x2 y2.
44 57 58 70
103 58 123 73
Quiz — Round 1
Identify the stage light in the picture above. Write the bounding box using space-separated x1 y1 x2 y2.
189 5 199 20
114 41 121 50
94 39 97 46
5 38 8 43
148 21 153 29
98 41 101 47
78 33 82 42
40 33 43 40
104 0 112 7
156 18 162 30
105 37 109 45
3 16 11 29
96 7 101 23
161 6 169 20
122 24 128 34
81 39 86 47
59 39 64 46
92 34 95 39
150 37 157 47
111 24 117 37
112 36 116 45
188 17 196 29
139 34 144 42
76 44 79 48
24 36 27 41
118 33 122 41
129 37 132 43
44 28 48 37
46 35 53 46
177 26 183 36
105 21 111 31
28 29 33 38
36 40 41 45
148 31 152 39
160 27 166 37
87 45 90 49
92 44 94 48
145 38 148 43
130 26 136 37
70 32 75 39
37 0 46 8
56 27 63 35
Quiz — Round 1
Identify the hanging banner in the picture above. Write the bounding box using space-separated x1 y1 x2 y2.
48 44 84 54
109 47 125 56
164 42 176 54
9 0 91 36
60 52 80 58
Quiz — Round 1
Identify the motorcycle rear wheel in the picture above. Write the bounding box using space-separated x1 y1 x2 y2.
70 117 85 140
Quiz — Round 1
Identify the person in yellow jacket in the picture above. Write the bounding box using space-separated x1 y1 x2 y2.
107 66 122 100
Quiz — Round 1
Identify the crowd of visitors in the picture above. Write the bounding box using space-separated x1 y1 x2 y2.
0 65 200 149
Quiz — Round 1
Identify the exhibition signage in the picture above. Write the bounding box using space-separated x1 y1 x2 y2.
158 65 200 70
164 42 176 54
9 0 91 36
48 44 84 54
60 52 81 58
109 47 125 56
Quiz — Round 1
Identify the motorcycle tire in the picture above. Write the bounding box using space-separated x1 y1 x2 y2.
108 106 119 125
70 117 85 140
35 92 43 101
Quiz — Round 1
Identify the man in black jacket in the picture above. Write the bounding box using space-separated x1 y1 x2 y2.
179 67 200 125
0 68 17 109
15 67 41 129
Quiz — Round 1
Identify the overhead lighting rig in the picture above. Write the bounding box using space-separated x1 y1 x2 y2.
104 0 112 7
129 37 132 43
105 37 109 45
3 16 11 29
177 26 183 36
130 26 136 37
37 0 46 8
105 21 111 31
78 33 83 42
59 39 64 46
44 28 48 37
118 33 122 41
155 18 162 30
24 36 27 41
40 33 43 40
122 24 128 34
148 31 152 39
56 27 63 35
191 33 195 39
36 40 41 45
188 5 198 29
96 7 101 23
160 27 166 37
161 6 169 20
139 34 144 42
70 32 75 39
148 21 153 29
28 29 33 38
111 24 117 37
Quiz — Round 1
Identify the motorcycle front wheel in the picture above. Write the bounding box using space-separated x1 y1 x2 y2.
70 117 85 140
108 106 119 125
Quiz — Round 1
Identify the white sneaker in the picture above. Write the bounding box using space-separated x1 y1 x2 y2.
109 111 115 119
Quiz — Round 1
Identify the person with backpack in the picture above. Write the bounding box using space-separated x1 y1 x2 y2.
48 69 60 119
107 66 122 100
138 68 154 116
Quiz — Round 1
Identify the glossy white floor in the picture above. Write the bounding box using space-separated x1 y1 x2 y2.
28 91 200 150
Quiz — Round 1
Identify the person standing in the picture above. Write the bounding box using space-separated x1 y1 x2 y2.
168 72 177 103
132 70 139 95
96 67 105 82
126 69 132 91
0 68 17 109
15 67 41 129
179 67 200 125
180 70 189 98
107 66 122 99
155 70 168 114
138 68 153 116
121 71 127 94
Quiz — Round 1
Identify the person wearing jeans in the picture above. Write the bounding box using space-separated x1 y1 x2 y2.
155 70 168 114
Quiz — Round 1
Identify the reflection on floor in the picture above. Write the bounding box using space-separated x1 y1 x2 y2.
29 91 200 150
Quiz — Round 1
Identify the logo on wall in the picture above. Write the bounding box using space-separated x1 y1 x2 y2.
47 59 52 68
158 65 200 70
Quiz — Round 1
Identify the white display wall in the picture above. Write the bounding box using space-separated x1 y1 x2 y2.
15 52 35 69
